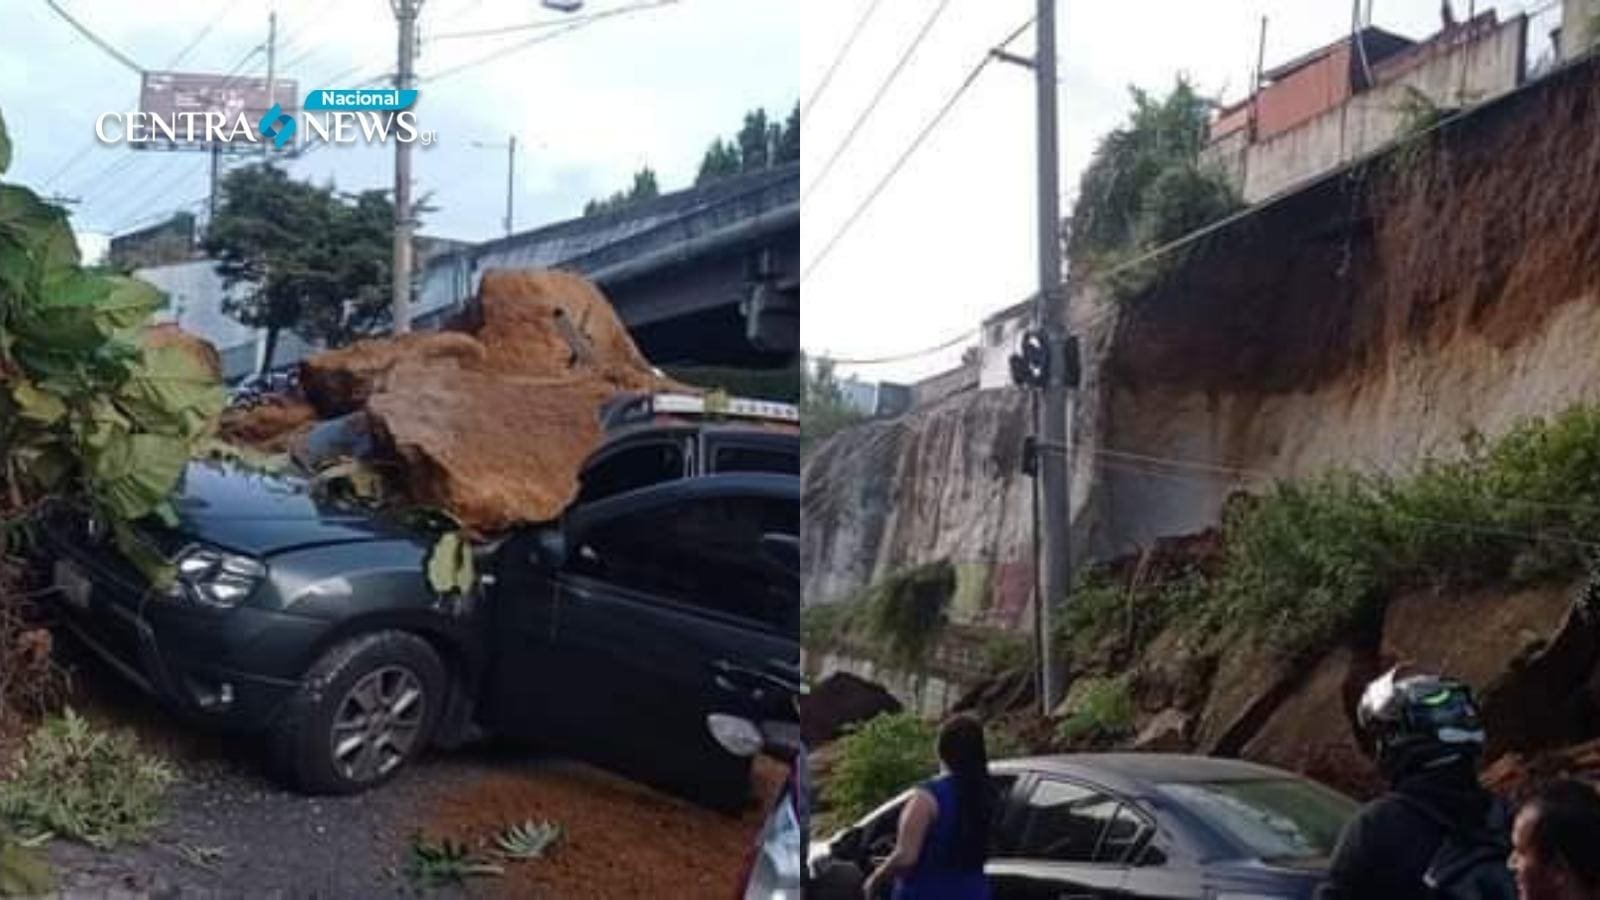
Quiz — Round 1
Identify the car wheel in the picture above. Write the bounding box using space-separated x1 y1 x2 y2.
270 630 446 795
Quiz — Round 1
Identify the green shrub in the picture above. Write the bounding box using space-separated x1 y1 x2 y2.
0 709 175 848
822 712 938 826
1056 676 1134 744
0 829 52 897
1178 406 1600 661
979 634 1029 675
863 561 956 667
801 600 864 655
405 835 503 888
1060 566 1207 663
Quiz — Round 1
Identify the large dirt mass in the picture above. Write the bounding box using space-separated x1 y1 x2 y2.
232 268 679 532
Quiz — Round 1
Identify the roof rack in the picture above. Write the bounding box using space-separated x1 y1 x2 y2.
601 392 800 429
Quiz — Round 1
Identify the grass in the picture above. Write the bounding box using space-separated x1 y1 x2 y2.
0 708 175 849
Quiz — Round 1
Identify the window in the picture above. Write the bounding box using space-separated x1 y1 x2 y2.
1010 780 1121 863
571 495 798 632
1097 806 1154 864
577 440 687 503
713 444 799 475
1159 778 1357 862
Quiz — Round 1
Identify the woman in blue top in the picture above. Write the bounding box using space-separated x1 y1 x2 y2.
862 714 993 900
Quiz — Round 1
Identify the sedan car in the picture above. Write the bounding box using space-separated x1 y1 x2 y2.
40 393 800 807
810 753 1360 899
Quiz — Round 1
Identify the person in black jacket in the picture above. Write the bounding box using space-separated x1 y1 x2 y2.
1316 669 1511 900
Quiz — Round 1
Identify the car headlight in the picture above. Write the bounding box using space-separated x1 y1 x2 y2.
169 546 267 608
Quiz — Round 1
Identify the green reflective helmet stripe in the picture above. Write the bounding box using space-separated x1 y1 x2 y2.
1421 688 1457 706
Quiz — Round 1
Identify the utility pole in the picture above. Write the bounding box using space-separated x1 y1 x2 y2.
504 134 516 236
208 144 222 222
1034 0 1070 715
256 10 278 377
264 11 276 158
390 0 422 334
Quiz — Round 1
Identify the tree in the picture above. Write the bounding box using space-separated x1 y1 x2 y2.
1067 77 1239 272
696 138 742 184
583 166 661 217
204 164 397 368
801 354 865 452
737 109 773 172
777 103 800 164
0 106 223 584
694 102 800 186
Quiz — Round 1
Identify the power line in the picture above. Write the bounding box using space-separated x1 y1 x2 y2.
164 0 246 69
817 328 979 367
801 0 953 205
422 0 677 83
62 42 262 205
42 0 145 74
801 0 884 120
110 195 208 237
430 0 678 40
803 14 1037 285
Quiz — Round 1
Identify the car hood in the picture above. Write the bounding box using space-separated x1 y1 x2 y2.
166 461 403 557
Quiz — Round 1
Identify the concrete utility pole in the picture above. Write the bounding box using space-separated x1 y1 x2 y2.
504 135 516 236
265 11 276 158
390 0 422 334
1034 0 1070 715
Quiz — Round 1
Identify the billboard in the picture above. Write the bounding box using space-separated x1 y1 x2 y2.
137 71 300 151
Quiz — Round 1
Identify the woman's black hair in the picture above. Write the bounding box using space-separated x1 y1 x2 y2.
937 713 993 869
1522 779 1600 889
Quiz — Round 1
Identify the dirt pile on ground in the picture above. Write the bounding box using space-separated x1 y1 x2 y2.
424 757 787 899
231 269 679 531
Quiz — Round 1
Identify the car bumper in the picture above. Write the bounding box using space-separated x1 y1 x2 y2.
46 554 323 733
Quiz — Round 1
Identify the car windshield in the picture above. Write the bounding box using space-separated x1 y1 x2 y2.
1160 777 1358 862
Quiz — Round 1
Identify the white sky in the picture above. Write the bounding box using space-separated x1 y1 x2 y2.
2 0 797 260
801 0 1562 384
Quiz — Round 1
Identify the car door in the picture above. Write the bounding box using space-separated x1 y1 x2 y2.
496 474 799 799
988 776 1136 900
812 774 1022 900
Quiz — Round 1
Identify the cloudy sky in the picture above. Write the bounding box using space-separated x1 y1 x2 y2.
2 0 797 263
801 0 1562 383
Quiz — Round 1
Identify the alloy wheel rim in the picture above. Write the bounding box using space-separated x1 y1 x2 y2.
330 665 425 783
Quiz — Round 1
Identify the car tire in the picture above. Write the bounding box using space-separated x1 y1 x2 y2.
269 630 446 795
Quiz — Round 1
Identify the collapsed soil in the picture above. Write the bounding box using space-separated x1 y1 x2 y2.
423 756 788 899
24 644 783 897
267 268 683 533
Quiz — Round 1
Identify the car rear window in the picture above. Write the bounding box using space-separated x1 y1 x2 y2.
713 444 799 475
578 440 688 503
1159 778 1357 862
